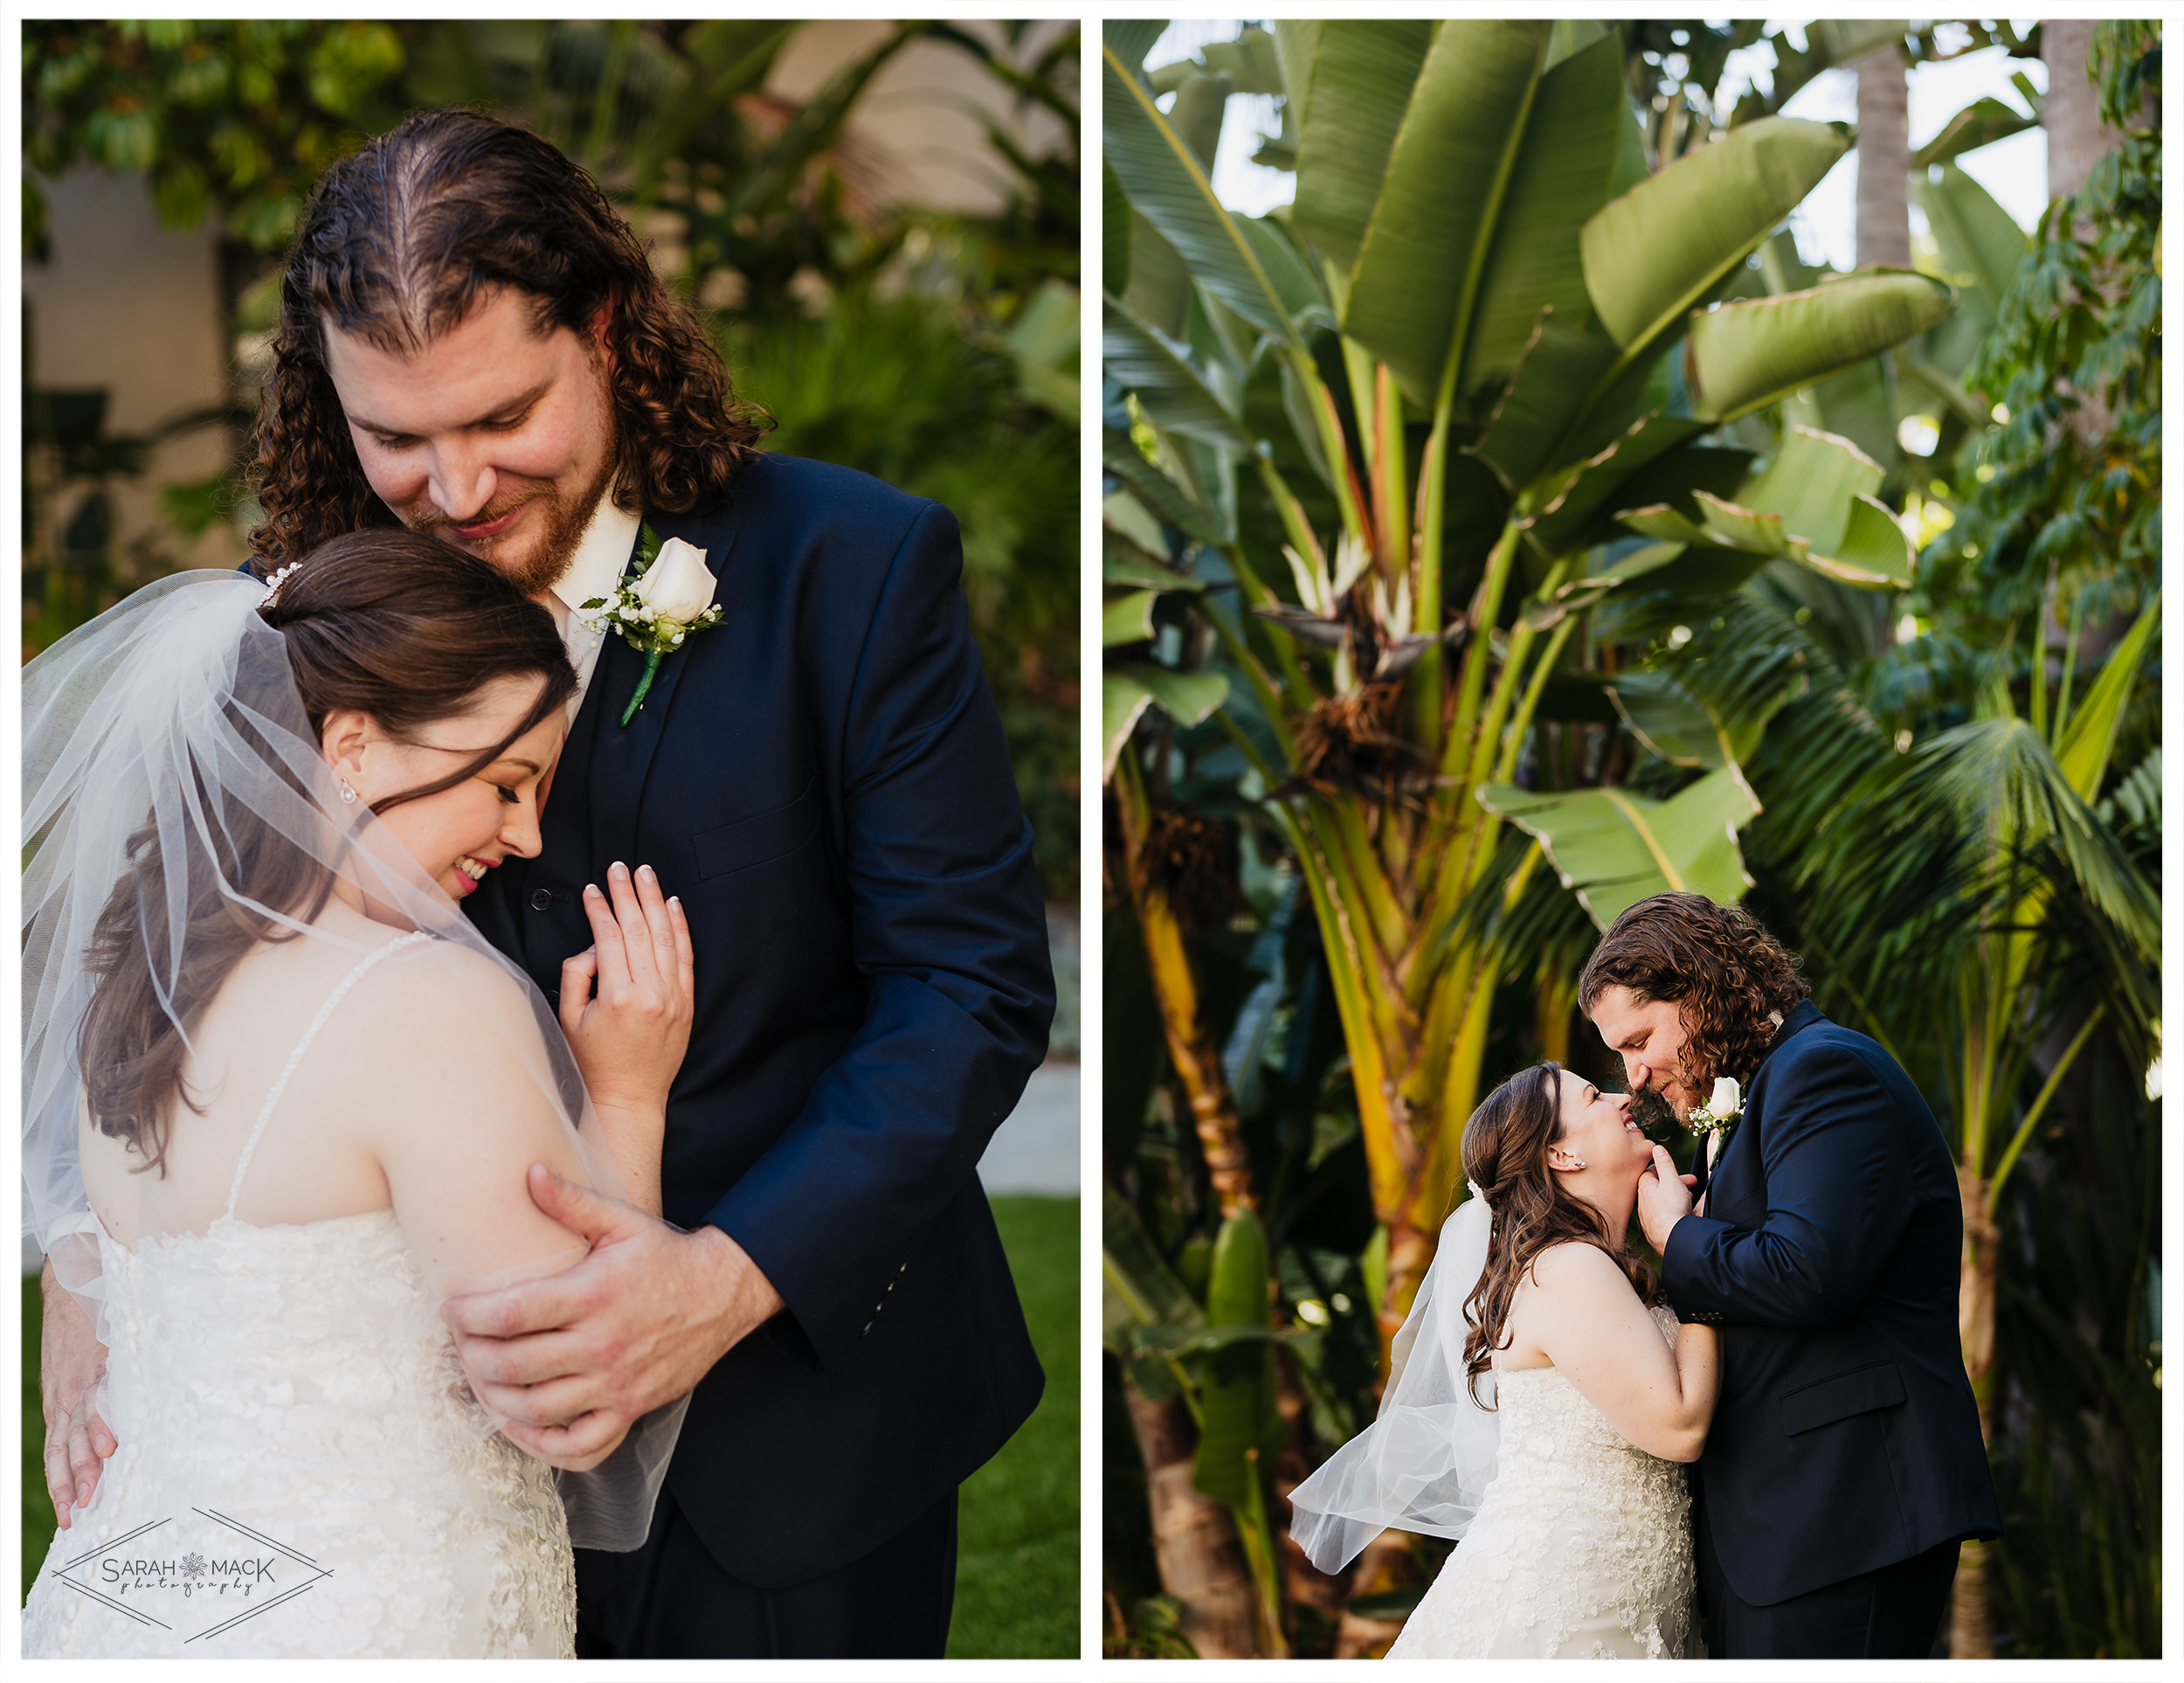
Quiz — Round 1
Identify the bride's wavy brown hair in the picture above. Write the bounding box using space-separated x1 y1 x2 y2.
1457 1062 1661 1407
246 107 768 576
77 530 574 1177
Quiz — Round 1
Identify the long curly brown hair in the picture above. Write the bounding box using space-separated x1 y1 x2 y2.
1576 891 1811 1095
1457 1062 1661 1408
246 108 767 576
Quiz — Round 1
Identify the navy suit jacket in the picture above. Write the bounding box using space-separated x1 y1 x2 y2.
1662 1001 2000 1606
467 454 1053 1585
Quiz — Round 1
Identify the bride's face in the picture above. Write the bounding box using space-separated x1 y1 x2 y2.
1551 1071 1652 1186
323 674 567 902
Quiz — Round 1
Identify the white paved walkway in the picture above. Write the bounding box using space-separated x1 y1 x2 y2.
978 1060 1081 1195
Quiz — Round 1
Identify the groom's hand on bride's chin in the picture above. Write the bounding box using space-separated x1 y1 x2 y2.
441 1165 783 1450
1635 1143 1697 1254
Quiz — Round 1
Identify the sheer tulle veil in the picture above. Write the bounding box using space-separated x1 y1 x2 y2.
1287 1187 1501 1574
22 569 681 1548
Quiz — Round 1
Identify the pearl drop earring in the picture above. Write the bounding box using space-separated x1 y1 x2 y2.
339 780 359 805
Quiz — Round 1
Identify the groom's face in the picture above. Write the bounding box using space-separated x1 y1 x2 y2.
1589 986 1699 1123
322 285 619 597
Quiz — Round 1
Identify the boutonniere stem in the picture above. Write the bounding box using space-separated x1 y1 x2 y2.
578 524 724 726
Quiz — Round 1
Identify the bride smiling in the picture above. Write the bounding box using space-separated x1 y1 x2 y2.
1289 1061 1719 1659
23 531 692 1657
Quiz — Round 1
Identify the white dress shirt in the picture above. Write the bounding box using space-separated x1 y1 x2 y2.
543 496 645 719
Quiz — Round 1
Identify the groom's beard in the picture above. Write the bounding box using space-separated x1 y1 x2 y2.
407 435 621 598
1627 1081 1680 1132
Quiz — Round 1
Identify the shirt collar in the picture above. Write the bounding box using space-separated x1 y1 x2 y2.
550 497 644 618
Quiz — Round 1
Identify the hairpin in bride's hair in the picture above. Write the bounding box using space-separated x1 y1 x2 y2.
259 562 304 611
1466 1179 1495 1209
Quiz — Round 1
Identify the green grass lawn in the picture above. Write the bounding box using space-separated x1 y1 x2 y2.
948 1194 1081 1659
25 1199 1083 1649
24 1275 54 1604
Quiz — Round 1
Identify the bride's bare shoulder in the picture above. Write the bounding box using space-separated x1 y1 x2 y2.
1523 1240 1632 1295
343 936 539 1036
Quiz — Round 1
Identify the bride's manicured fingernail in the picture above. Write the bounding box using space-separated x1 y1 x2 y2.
584 883 602 897
611 861 628 879
638 864 656 883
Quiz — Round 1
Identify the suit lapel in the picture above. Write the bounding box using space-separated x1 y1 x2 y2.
1715 1000 1827 1202
583 517 735 874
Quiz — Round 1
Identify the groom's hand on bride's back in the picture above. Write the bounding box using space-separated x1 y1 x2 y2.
38 1260 117 1528
440 1163 783 1468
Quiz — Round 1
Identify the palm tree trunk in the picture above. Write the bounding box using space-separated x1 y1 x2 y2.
2042 18 2131 448
1123 1382 1260 1658
1114 752 1256 1216
1950 1161 2000 1658
2042 19 2126 204
1853 45 1911 268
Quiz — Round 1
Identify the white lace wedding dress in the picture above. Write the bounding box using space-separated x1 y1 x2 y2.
1387 1302 1697 1659
23 939 576 1659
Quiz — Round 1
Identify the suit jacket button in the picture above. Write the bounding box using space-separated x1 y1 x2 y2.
529 888 554 911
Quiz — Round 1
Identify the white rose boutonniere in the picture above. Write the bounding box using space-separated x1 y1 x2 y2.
1685 1075 1743 1138
577 527 725 726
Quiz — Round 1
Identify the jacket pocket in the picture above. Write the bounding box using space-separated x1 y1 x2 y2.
694 775 821 880
1779 1361 1907 1436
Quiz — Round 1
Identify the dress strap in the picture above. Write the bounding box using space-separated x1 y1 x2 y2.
223 931 435 1220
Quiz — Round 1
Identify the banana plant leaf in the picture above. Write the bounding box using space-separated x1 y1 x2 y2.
1105 590 1163 646
1468 310 1621 493
1607 671 1740 768
1517 411 1704 558
1912 94 2040 171
1102 153 1132 298
1197 26 1285 96
1520 538 1684 629
1104 664 1231 779
1340 20 1554 405
1580 116 1853 354
1455 29 1625 392
1619 426 1917 590
1104 294 1252 450
1477 764 1763 929
1192 1207 1286 1509
1105 35 1320 345
1286 18 1434 274
1102 18 1169 81
1684 269 1957 423
1607 612 1800 767
1103 428 1229 546
1914 163 2030 312
1103 486 1169 555
1104 532 1208 593
1102 1178 1204 1355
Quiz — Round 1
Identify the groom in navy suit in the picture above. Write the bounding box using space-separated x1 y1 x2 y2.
241 111 1054 1656
1582 892 1999 1659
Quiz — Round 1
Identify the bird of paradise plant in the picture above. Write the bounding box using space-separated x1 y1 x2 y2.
1103 17 1955 1352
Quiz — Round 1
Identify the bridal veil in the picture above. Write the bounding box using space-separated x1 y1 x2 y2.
1287 1188 1501 1574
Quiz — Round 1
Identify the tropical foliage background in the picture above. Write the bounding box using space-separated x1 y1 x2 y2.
1101 17 2159 1659
21 17 1080 899
18 20 1080 1659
